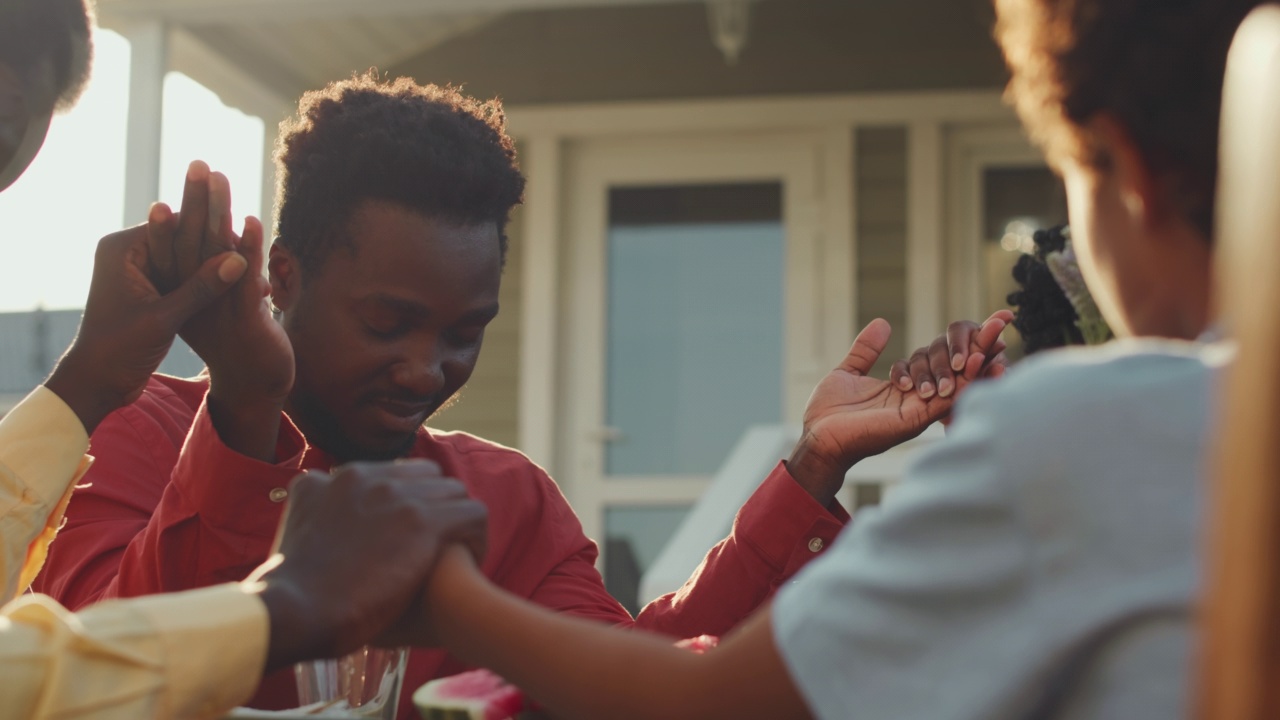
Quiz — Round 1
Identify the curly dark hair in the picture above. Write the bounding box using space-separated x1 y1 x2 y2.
273 73 526 274
995 0 1265 240
0 0 93 112
1007 225 1084 354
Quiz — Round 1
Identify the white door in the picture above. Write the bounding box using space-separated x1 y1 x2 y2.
559 132 840 610
945 124 1068 358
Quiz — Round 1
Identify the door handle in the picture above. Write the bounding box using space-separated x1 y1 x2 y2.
589 426 626 444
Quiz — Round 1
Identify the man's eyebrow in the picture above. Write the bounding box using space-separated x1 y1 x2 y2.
361 295 499 324
459 303 501 324
362 293 430 318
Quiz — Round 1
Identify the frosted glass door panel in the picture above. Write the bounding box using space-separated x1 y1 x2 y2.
605 215 784 477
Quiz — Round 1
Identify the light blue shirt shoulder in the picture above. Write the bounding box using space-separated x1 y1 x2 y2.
772 340 1225 720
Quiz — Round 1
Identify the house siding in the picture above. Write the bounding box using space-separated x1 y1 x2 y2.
0 309 207 415
856 126 908 378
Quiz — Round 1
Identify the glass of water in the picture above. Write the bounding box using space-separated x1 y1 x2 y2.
294 646 408 718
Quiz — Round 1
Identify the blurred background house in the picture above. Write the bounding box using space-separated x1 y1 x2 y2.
2 0 1068 613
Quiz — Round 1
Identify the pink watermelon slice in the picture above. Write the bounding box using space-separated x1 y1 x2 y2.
414 635 720 720
413 669 536 720
673 634 719 654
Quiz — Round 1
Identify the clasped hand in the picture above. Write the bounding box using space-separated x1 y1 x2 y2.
44 162 251 434
786 311 1013 506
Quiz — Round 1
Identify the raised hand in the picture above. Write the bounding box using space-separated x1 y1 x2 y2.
154 168 295 462
246 460 489 671
786 314 1008 506
889 310 1014 399
44 177 248 434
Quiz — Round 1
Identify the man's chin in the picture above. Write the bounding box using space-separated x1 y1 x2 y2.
318 427 414 461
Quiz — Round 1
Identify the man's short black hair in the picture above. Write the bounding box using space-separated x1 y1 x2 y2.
0 0 93 111
273 72 526 274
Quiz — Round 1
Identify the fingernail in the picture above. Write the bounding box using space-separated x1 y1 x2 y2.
919 382 935 398
217 253 248 283
951 354 964 371
187 160 209 182
938 378 954 397
148 202 167 224
898 377 913 390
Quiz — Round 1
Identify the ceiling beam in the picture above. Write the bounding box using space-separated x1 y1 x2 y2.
98 0 698 25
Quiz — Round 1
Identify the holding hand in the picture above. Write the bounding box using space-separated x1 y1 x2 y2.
248 459 489 671
787 312 1010 506
889 310 1013 399
149 164 295 461
44 166 248 434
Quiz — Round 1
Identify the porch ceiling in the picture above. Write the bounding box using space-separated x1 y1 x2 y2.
94 0 709 110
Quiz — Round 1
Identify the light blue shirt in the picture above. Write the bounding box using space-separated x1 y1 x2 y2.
773 338 1229 719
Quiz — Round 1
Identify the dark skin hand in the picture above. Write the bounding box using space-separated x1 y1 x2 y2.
246 459 489 673
147 167 295 462
888 313 1013 400
44 166 248 434
786 311 1012 507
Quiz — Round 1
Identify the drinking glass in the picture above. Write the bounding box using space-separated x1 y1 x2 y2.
294 646 408 718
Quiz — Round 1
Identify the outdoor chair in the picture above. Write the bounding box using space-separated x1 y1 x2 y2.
1199 4 1280 719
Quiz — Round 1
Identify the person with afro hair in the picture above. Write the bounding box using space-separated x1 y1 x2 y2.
385 0 1256 718
0 0 93 191
39 70 882 719
0 6 501 720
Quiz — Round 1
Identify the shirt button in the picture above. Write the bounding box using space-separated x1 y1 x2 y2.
808 537 824 553
268 488 289 503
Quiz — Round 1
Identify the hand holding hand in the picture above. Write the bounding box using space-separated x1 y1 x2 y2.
152 167 295 460
888 309 1014 399
787 313 1009 505
44 175 248 434
248 459 489 671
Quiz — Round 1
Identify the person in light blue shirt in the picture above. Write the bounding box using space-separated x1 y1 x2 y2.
407 0 1250 718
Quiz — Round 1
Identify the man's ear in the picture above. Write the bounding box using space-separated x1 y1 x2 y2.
1087 113 1167 231
268 242 302 313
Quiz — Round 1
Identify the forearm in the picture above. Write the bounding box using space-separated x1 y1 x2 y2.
0 387 92 601
429 549 809 720
786 437 853 509
206 391 283 463
0 585 266 720
43 367 119 437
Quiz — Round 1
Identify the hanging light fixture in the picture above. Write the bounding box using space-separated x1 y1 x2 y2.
707 0 754 66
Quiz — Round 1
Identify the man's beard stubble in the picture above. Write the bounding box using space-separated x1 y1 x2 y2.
285 386 465 465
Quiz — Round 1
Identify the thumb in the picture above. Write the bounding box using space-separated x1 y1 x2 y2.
836 318 892 376
156 251 247 328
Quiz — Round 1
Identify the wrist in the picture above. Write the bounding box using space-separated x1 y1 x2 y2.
254 575 333 673
785 437 852 508
426 547 484 649
206 386 286 462
44 360 123 434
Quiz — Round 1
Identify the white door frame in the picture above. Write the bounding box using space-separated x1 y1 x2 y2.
944 123 1051 322
559 131 838 547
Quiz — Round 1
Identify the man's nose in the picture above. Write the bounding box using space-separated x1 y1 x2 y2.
389 345 446 397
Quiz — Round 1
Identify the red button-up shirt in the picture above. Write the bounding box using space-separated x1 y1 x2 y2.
35 375 848 718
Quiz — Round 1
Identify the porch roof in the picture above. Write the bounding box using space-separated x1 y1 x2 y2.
94 0 714 109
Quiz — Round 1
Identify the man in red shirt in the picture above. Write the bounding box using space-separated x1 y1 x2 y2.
36 74 973 718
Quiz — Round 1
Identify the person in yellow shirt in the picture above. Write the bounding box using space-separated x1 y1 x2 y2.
0 2 490 718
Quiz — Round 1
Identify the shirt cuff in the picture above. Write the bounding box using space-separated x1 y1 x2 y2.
0 386 92 510
132 584 270 719
170 394 308 538
734 462 850 578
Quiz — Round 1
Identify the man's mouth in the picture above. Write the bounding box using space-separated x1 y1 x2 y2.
371 398 434 434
